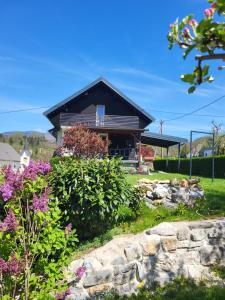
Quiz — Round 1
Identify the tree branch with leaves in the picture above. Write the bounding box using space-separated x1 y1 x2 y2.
168 0 225 93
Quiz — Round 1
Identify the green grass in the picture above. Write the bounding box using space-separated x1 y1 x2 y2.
72 172 225 259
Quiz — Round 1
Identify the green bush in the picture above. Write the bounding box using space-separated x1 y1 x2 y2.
50 157 142 240
153 156 225 178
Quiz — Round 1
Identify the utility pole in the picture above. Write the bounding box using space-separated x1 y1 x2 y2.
160 120 164 158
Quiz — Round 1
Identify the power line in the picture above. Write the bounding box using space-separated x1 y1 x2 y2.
165 94 225 122
0 106 49 115
1 93 225 121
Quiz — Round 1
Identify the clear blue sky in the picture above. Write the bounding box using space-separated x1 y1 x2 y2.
1 0 225 138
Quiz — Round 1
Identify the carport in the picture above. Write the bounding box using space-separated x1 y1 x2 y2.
141 132 188 172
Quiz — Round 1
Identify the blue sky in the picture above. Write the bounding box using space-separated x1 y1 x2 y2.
1 0 225 138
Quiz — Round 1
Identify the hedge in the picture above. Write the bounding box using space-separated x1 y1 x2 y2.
153 156 225 178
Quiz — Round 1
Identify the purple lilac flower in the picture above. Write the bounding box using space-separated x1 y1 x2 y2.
0 209 17 232
55 288 72 300
75 266 87 280
0 183 14 201
4 209 17 231
8 254 21 275
0 257 8 273
36 161 52 175
32 188 50 212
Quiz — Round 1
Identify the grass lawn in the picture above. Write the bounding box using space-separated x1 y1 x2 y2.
73 172 225 259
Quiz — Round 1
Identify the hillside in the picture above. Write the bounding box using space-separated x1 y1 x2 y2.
0 131 56 161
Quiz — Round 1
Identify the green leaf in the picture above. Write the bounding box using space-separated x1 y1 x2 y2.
181 73 195 83
188 86 196 94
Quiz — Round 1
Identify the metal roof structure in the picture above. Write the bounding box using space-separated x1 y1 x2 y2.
141 132 188 148
43 77 155 122
0 142 20 162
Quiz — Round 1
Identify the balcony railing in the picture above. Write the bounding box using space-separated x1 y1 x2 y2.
60 113 140 129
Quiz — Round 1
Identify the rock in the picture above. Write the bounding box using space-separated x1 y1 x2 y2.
189 190 204 200
86 283 112 295
83 268 113 287
171 188 190 205
158 180 170 184
114 262 136 276
189 221 214 229
139 234 161 256
153 271 174 285
146 190 153 199
200 245 222 266
190 229 205 241
180 179 189 188
137 178 155 185
188 178 200 185
170 178 179 186
161 236 177 252
136 261 145 281
186 264 207 279
177 225 190 241
163 201 178 209
152 199 165 205
124 244 142 262
152 185 169 199
147 222 177 236
111 256 126 265
83 257 102 271
66 287 89 300
114 263 136 285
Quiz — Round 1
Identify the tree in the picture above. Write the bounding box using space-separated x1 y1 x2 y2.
168 0 225 93
56 124 109 158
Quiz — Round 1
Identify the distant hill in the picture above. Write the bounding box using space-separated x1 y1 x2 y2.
0 131 56 161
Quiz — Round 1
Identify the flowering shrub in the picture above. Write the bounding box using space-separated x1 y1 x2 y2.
50 157 143 240
56 124 109 158
0 161 77 299
168 0 225 93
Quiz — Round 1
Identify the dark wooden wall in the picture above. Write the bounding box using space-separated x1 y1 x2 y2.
48 81 151 129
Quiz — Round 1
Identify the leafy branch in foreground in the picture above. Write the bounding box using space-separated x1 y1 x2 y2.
168 0 225 93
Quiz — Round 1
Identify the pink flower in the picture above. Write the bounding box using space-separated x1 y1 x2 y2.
188 19 198 27
0 183 14 201
8 254 21 276
204 8 214 17
211 2 216 9
0 209 17 232
32 188 50 213
75 266 86 280
0 257 8 273
55 288 72 300
183 27 190 38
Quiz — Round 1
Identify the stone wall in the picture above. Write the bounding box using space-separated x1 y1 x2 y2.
66 219 225 299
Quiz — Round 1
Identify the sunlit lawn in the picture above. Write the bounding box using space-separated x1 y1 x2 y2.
73 172 225 259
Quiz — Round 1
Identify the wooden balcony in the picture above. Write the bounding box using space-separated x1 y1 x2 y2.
60 113 140 129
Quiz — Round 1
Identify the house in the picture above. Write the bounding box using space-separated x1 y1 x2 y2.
0 142 20 170
44 78 187 167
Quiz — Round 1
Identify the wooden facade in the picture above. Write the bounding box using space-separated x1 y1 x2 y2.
44 78 155 165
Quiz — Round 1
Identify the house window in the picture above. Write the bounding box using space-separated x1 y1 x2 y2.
96 105 105 126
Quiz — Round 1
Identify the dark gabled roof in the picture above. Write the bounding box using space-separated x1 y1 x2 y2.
141 132 188 148
0 142 20 162
43 77 155 122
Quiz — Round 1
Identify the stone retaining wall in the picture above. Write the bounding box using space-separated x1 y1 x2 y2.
66 219 225 299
